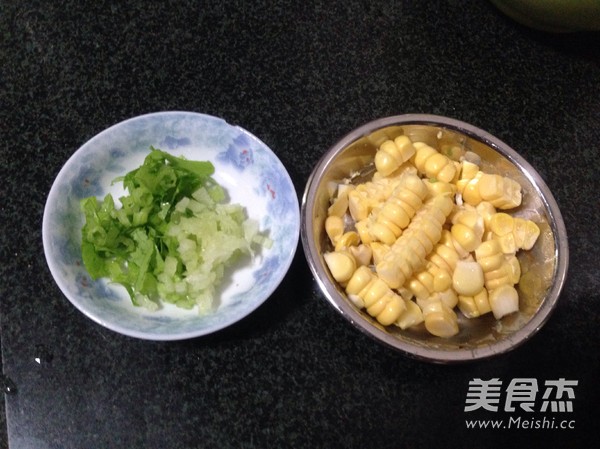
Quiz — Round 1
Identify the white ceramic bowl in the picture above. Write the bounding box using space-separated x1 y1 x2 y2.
43 111 299 340
302 114 568 363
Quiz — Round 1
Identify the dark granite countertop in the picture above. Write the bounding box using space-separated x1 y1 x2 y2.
1 1 599 448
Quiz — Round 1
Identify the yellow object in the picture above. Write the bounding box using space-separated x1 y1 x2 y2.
450 208 484 252
474 239 519 290
458 288 491 318
424 178 456 198
376 195 453 289
327 186 350 218
325 215 344 245
375 135 417 176
460 171 522 209
347 176 404 221
323 250 357 284
368 174 428 244
412 142 458 183
395 297 424 329
422 300 459 338
488 284 519 320
345 266 407 326
489 212 514 236
349 244 372 267
513 217 541 250
334 231 361 251
452 260 485 296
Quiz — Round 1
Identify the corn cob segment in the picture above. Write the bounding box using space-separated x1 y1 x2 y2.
376 195 453 289
368 174 429 245
375 135 417 177
345 266 407 326
412 142 458 183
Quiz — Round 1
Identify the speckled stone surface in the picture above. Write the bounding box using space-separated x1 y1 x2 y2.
1 1 599 448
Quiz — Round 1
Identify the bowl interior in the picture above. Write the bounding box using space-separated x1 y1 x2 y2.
43 111 300 340
303 115 568 362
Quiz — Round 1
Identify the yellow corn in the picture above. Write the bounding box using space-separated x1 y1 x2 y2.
450 208 485 253
376 195 453 289
429 232 460 273
440 144 465 161
418 288 458 310
327 185 351 218
459 168 523 210
375 135 417 177
458 288 491 318
476 201 497 231
461 171 484 205
354 219 372 244
506 255 521 285
479 174 522 209
345 266 407 326
422 300 459 338
323 250 357 284
369 241 389 265
489 213 540 252
349 244 372 267
395 298 424 329
412 142 458 183
347 176 403 221
457 295 479 318
459 160 480 181
452 260 485 296
424 178 456 198
489 212 514 236
488 284 519 319
474 239 519 290
368 174 429 244
334 231 361 251
407 263 452 301
475 239 505 272
325 215 344 245
513 217 541 250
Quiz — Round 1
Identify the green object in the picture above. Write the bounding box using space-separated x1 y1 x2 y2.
489 0 600 32
80 147 265 312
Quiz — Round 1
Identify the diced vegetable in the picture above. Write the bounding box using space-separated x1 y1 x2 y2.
81 147 268 312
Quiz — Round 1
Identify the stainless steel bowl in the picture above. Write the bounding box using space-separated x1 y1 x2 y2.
301 114 568 363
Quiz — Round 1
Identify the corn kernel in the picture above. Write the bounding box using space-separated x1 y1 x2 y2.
345 265 373 296
375 135 416 177
489 212 514 236
460 160 480 180
473 288 491 315
395 298 424 329
451 222 481 253
325 215 344 245
452 260 485 296
422 301 459 338
371 294 406 326
328 191 349 218
507 255 521 285
458 295 480 318
513 218 541 250
369 242 389 264
335 231 361 251
489 284 519 319
323 251 356 284
349 244 372 267
413 142 457 183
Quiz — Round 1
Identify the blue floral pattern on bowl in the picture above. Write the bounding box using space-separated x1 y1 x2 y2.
43 111 300 340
